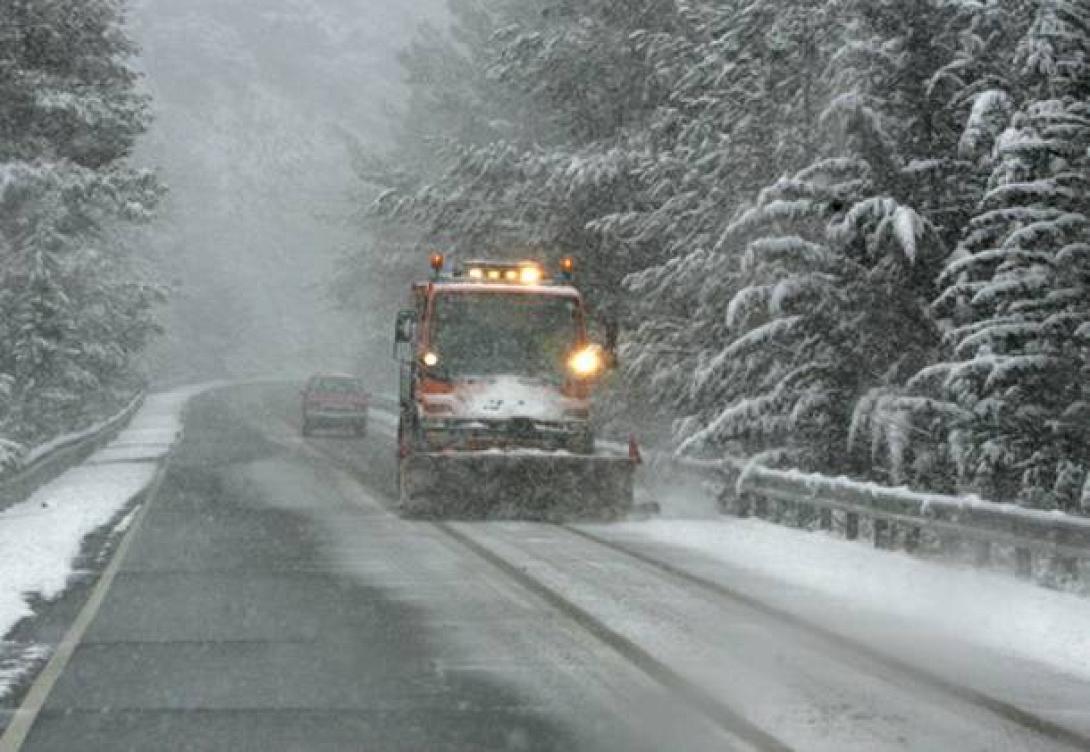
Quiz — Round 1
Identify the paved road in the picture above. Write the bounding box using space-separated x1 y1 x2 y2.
11 383 1090 750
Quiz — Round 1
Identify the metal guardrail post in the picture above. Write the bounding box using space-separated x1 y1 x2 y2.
905 525 921 553
873 518 888 549
845 512 859 541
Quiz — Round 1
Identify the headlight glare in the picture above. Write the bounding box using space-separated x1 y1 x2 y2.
519 265 543 285
568 346 603 378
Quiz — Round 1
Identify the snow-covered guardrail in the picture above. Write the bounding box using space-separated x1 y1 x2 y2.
651 451 1090 582
739 465 1090 558
0 392 145 512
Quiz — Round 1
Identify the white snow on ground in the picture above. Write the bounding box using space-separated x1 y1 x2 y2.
0 387 198 698
607 517 1090 683
0 644 49 696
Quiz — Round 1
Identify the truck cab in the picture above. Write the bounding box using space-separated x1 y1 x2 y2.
395 257 606 458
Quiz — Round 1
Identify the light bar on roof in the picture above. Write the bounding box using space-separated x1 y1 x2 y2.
461 260 547 285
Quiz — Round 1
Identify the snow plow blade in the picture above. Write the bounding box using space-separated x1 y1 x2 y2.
399 452 634 520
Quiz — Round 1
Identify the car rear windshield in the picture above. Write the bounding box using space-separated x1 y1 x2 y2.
312 378 365 393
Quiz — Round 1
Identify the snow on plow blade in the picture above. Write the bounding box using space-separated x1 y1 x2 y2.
399 452 634 520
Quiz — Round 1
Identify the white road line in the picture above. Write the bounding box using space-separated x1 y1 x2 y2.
0 457 172 752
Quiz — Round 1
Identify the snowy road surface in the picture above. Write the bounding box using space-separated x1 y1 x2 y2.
3 382 1090 751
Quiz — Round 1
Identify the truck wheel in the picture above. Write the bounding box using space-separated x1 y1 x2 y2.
302 418 313 437
354 420 367 437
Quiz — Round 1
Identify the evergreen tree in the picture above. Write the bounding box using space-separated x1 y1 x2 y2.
628 0 959 473
619 0 838 431
906 0 1090 510
0 0 163 455
356 0 676 324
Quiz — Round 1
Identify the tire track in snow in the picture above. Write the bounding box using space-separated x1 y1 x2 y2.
562 525 1090 751
432 521 794 752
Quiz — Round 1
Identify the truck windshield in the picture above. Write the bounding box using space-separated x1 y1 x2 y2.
431 292 582 378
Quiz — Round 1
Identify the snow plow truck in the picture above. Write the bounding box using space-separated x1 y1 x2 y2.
393 254 635 519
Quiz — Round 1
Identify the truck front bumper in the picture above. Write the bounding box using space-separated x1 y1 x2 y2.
418 417 591 453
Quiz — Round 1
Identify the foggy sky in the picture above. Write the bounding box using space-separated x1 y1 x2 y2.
128 0 447 385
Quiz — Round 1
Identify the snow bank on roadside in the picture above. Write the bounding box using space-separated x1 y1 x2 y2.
0 463 159 630
0 388 197 698
20 392 144 469
607 518 1090 682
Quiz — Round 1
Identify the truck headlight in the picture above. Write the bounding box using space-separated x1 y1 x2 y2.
568 346 603 378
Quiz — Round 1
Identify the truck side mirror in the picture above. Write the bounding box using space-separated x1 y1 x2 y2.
394 309 417 344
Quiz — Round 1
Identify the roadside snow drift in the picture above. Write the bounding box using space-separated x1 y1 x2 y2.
0 388 195 698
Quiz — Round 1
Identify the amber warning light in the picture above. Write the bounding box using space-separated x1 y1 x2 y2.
559 257 575 280
429 252 445 275
461 261 547 285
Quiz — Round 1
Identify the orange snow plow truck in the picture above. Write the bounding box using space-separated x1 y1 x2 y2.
393 254 635 519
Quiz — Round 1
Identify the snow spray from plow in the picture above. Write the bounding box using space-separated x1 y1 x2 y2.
399 451 634 520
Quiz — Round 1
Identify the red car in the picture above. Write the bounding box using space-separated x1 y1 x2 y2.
301 374 369 437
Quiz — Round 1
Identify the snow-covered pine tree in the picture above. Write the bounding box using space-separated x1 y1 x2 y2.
0 0 163 452
619 0 840 434
929 2 1033 165
672 159 945 474
359 0 677 320
334 0 516 320
628 0 961 474
908 0 1090 511
0 0 149 165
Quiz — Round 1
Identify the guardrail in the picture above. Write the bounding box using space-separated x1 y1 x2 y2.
0 392 145 512
642 449 1090 583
